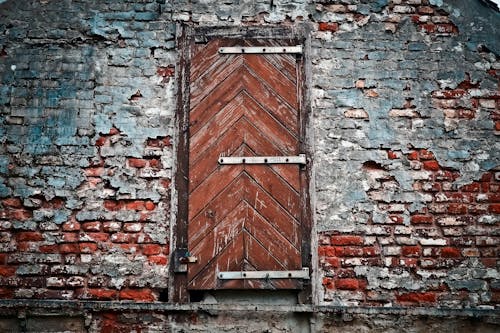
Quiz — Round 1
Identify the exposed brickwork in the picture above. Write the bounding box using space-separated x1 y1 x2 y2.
0 0 174 302
0 0 498 327
319 150 499 306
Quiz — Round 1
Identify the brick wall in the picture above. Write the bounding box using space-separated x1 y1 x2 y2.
0 0 498 320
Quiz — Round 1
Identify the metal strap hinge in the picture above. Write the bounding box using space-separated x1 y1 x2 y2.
218 268 309 280
219 45 302 54
218 154 306 165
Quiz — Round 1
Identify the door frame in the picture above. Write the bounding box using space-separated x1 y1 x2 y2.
169 23 314 303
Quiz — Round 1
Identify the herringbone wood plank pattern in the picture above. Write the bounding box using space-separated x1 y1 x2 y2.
187 39 302 289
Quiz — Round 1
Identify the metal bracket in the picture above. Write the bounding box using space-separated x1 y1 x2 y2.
218 154 306 165
218 268 309 280
219 46 302 54
173 248 189 273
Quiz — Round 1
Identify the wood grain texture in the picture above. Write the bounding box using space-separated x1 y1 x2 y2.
187 39 303 290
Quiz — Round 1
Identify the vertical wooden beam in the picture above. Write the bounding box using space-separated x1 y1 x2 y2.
170 23 192 303
297 23 314 305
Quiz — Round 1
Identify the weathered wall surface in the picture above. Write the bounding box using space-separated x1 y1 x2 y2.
0 0 499 331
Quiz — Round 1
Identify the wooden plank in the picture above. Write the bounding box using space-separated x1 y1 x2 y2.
245 164 300 219
188 233 245 290
245 175 300 249
244 232 301 289
240 92 298 154
189 70 244 136
188 202 246 280
188 175 245 248
240 67 298 133
189 93 245 162
190 117 299 191
188 124 244 191
263 53 297 84
245 207 301 269
188 165 243 220
190 54 244 109
244 54 297 108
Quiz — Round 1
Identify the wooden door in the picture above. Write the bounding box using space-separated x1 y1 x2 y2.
187 39 305 290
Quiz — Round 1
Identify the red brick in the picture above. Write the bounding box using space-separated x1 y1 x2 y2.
336 278 361 290
85 167 104 177
160 178 171 188
104 200 123 211
87 288 117 300
125 201 146 211
82 221 101 232
108 127 120 135
39 244 59 253
488 193 500 202
363 247 379 256
0 266 16 277
149 159 161 169
318 22 339 32
407 151 419 160
319 245 336 257
128 158 147 168
423 160 440 171
95 136 107 146
448 204 467 214
402 258 418 267
0 287 14 298
441 247 462 258
397 292 437 304
2 198 23 208
419 149 435 160
411 215 434 224
62 232 79 243
10 209 32 220
16 232 44 242
157 66 175 78
142 244 161 256
331 235 364 246
85 232 110 242
481 258 497 268
322 277 335 289
148 255 168 265
387 150 399 159
79 242 98 253
145 201 156 211
59 243 80 253
335 247 364 257
489 204 500 214
111 232 131 243
402 246 421 257
480 172 493 182
418 6 434 14
325 257 341 268
436 23 458 34
119 288 155 301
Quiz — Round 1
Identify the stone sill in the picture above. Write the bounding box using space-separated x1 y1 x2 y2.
0 299 498 318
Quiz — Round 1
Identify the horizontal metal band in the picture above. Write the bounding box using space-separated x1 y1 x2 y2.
218 46 302 54
218 268 309 280
218 154 306 165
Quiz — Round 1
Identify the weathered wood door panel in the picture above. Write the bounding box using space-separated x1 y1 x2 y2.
187 39 304 290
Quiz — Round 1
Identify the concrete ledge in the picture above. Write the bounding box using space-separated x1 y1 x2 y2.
0 299 498 318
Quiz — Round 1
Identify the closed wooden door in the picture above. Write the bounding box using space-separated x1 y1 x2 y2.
187 39 305 290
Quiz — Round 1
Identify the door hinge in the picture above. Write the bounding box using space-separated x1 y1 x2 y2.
173 248 197 273
218 45 302 54
218 154 306 165
218 268 309 280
